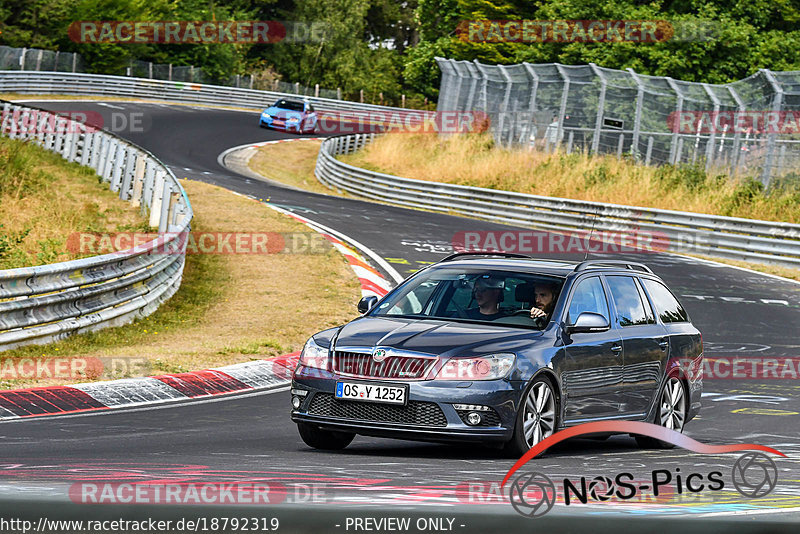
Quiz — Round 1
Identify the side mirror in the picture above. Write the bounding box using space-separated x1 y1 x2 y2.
565 312 610 334
357 296 378 314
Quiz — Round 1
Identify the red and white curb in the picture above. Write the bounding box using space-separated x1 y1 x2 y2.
0 353 299 421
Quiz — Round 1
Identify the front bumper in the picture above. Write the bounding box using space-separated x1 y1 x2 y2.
291 365 523 444
260 118 301 131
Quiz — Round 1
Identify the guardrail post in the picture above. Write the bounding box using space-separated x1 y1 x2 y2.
104 139 119 183
60 117 73 159
142 160 155 214
616 133 625 158
589 64 607 154
37 111 49 146
150 170 166 228
167 189 180 230
158 179 172 233
1 103 11 137
96 134 110 176
131 153 146 207
119 147 136 199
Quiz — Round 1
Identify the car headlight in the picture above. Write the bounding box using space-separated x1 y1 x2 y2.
299 337 330 370
262 113 271 119
435 353 515 381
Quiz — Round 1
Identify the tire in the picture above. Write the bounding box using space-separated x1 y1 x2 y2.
504 375 558 458
635 376 687 449
297 422 355 450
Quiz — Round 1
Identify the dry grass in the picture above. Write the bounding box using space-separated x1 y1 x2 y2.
340 133 800 224
0 180 361 388
0 136 148 269
248 139 343 196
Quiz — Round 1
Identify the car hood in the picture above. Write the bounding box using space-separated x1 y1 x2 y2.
262 107 303 119
333 316 542 358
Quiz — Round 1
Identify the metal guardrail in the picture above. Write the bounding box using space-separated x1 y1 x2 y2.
0 100 192 351
316 133 800 268
0 70 410 115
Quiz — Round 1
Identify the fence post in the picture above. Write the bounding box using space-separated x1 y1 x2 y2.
54 51 60 71
35 49 43 70
702 83 720 172
645 136 654 165
589 64 607 154
315 83 319 97
627 68 644 159
360 89 364 103
616 133 625 158
168 63 173 81
554 65 571 151
666 78 684 165
295 82 300 94
727 85 746 176
337 87 342 100
149 62 153 79
20 48 27 70
401 94 405 108
72 53 77 72
761 69 783 187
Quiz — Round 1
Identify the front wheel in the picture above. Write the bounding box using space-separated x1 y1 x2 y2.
297 422 355 450
635 376 687 449
504 376 558 457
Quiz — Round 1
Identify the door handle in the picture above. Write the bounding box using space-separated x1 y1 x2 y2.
611 345 623 353
658 338 669 351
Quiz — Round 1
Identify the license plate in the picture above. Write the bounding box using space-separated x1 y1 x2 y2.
335 382 407 405
273 120 284 126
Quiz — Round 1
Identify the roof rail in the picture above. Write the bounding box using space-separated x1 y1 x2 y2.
439 252 532 263
574 260 653 273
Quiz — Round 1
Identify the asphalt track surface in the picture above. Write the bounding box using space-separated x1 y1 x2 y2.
3 100 800 525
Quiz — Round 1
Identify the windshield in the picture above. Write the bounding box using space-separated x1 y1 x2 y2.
273 99 305 111
371 267 564 329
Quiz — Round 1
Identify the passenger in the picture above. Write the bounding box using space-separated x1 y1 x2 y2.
465 276 507 320
530 282 558 324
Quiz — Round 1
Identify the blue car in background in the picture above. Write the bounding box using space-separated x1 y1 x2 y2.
259 98 317 133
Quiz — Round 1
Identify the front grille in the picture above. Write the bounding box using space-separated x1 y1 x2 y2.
333 351 436 380
308 393 447 427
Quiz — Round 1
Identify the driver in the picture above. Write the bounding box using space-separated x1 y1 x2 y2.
529 282 558 324
465 276 507 320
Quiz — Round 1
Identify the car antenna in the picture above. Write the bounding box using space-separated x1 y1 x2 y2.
583 207 600 262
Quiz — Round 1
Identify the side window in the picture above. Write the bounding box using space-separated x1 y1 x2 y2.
307 103 315 113
606 276 653 327
635 278 656 324
567 277 609 323
642 279 689 323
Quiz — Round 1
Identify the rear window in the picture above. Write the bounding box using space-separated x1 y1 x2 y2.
641 279 689 323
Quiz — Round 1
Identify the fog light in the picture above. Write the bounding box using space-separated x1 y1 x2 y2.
465 412 482 426
291 396 302 409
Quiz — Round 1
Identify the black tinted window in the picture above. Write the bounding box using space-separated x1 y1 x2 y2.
642 279 689 323
606 276 653 327
567 277 609 323
274 99 304 111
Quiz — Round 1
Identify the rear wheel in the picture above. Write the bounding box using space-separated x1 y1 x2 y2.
297 422 355 450
635 376 686 449
504 376 558 457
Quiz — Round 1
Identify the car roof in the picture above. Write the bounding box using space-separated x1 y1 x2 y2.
428 257 655 277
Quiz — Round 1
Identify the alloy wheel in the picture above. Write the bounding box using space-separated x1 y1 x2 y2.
659 377 686 432
523 381 556 447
